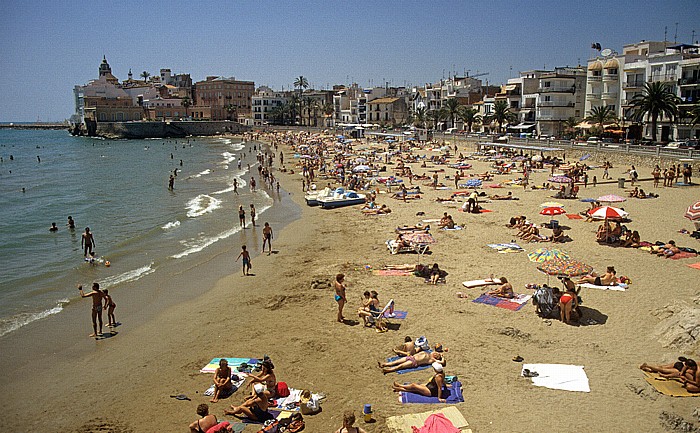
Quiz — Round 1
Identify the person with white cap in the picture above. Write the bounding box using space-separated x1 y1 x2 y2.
224 383 273 422
391 361 448 402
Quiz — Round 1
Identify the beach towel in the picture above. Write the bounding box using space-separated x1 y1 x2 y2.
203 374 247 396
566 214 584 220
643 372 699 397
521 364 590 392
486 243 523 253
400 381 464 404
462 278 501 288
386 406 472 433
225 409 282 425
578 282 627 292
422 219 441 223
472 294 531 311
200 358 260 373
479 209 492 213
668 251 698 260
412 414 461 433
441 226 463 231
386 350 434 375
373 269 413 276
687 262 700 270
385 310 408 319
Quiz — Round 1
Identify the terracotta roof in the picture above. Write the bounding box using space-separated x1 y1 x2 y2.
367 97 400 104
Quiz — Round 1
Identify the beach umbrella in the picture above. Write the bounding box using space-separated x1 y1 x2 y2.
549 175 572 183
540 201 564 208
352 165 371 172
580 198 597 203
579 154 591 161
684 200 700 221
537 256 593 277
402 233 436 245
465 179 482 187
587 206 628 220
532 155 543 162
597 194 626 203
354 157 368 164
528 248 570 263
540 207 566 216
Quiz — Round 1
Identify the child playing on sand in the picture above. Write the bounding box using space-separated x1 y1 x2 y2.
236 245 252 276
103 289 117 328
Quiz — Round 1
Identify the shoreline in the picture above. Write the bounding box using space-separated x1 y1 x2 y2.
1 132 698 432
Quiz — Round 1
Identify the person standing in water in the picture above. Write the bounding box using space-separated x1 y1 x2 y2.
81 227 95 257
250 204 256 227
236 245 252 276
262 222 273 255
238 205 246 228
168 174 175 190
67 216 75 230
79 283 105 338
49 222 58 232
233 178 239 195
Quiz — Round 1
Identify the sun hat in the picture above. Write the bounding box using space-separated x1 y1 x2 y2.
253 383 265 395
432 362 444 373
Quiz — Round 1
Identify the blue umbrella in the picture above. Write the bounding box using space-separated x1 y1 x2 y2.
580 198 597 203
579 154 591 161
337 135 345 139
465 179 482 187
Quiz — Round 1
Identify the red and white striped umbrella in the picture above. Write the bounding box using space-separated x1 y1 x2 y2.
540 207 567 216
587 206 629 220
685 200 700 221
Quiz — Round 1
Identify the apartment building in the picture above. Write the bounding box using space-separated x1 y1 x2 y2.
536 67 586 137
366 97 409 126
193 76 255 121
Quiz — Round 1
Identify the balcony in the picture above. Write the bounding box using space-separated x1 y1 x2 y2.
538 101 575 107
679 77 700 86
537 114 563 121
621 99 635 106
538 86 576 93
587 92 602 99
603 74 619 82
602 91 619 99
623 81 644 89
588 76 602 82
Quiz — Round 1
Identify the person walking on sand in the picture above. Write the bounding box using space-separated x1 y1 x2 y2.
236 245 252 276
103 289 117 328
79 283 105 337
262 222 273 254
334 273 347 323
238 205 246 228
81 227 95 257
250 204 256 227
250 177 256 192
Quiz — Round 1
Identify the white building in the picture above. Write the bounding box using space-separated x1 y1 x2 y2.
252 86 289 126
536 67 586 137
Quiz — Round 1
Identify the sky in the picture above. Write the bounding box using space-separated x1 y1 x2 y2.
0 0 698 122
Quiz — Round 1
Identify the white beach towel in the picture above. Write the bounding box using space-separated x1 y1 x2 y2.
578 283 627 292
462 279 501 288
507 294 532 305
521 364 590 392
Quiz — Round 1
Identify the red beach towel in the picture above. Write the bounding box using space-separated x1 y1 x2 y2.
411 413 460 433
668 251 698 260
687 262 700 270
566 214 584 220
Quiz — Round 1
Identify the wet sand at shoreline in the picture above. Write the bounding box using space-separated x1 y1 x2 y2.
0 134 698 432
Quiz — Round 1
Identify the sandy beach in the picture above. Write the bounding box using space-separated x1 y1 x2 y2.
0 132 698 432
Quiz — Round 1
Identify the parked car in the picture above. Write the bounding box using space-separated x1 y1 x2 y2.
664 141 684 149
679 140 700 149
586 136 602 145
445 128 457 134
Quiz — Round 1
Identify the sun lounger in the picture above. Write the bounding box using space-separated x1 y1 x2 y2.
386 239 430 255
368 299 398 327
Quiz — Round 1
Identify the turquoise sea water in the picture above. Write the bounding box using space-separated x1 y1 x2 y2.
0 129 280 337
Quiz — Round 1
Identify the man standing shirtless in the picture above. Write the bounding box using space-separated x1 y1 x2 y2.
81 227 95 257
79 283 105 338
262 222 273 255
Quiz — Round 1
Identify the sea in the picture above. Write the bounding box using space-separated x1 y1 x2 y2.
0 129 298 338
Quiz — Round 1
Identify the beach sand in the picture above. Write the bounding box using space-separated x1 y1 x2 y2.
0 134 698 432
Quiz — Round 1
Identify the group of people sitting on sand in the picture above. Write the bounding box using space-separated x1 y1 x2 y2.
628 187 658 199
640 357 699 393
438 212 456 229
358 290 390 332
595 220 642 248
510 219 565 243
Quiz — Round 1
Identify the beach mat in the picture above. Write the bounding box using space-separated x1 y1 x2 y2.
386 310 408 320
668 251 698 260
386 406 472 433
462 278 501 288
374 269 414 276
386 351 433 375
200 357 259 373
687 262 700 270
578 282 627 292
522 364 590 392
643 372 699 397
566 214 584 220
400 381 464 404
486 243 523 253
472 294 531 311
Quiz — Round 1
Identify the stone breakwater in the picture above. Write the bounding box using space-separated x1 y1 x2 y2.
73 120 249 139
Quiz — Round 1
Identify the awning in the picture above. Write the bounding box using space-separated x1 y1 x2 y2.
504 84 517 91
575 122 594 129
508 123 537 130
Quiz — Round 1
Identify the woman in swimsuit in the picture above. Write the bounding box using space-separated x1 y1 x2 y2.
210 359 233 403
245 360 277 399
558 286 579 324
391 362 448 402
577 266 617 286
379 351 444 374
357 291 373 326
224 384 273 421
334 410 368 433
679 359 700 393
640 357 689 378
334 273 347 323
487 277 514 298
189 403 217 433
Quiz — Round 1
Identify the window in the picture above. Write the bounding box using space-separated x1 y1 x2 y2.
608 68 618 75
544 81 551 88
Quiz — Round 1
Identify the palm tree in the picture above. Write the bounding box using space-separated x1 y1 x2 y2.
585 106 617 132
427 109 444 130
689 102 700 127
181 97 191 118
322 102 334 127
443 98 461 128
309 99 321 127
631 81 680 142
270 105 285 125
563 116 578 138
302 97 315 126
224 104 237 121
288 94 301 125
410 107 428 128
487 100 516 133
457 107 482 133
140 71 150 82
293 76 309 96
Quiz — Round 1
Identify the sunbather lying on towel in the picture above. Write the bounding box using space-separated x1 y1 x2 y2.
379 351 445 374
576 266 617 286
486 277 514 298
362 204 391 215
393 336 423 356
392 362 449 402
224 384 274 422
490 192 517 200
640 357 694 379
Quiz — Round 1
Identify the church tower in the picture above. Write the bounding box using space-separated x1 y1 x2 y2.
98 56 119 84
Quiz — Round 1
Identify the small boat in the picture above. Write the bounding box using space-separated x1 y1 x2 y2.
318 190 366 209
305 187 334 206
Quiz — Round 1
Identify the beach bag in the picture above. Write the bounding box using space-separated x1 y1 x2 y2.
287 413 305 432
258 420 280 433
532 286 558 319
299 389 320 415
206 421 231 433
276 381 290 398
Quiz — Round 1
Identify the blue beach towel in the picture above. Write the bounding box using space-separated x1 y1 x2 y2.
200 357 260 373
386 350 433 375
399 381 463 403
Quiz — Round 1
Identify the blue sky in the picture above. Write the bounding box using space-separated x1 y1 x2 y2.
0 0 698 122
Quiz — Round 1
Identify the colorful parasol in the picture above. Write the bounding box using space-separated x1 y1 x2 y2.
684 200 700 221
536 256 593 277
540 207 567 216
527 248 570 263
465 179 482 187
352 165 371 172
587 206 628 220
597 194 626 203
401 233 436 245
540 201 564 208
549 175 572 183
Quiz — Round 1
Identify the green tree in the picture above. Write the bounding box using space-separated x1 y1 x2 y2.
563 116 578 138
225 104 237 121
293 76 309 96
181 97 191 118
689 102 700 127
270 105 286 125
585 106 617 132
631 81 680 142
486 100 516 133
457 106 482 133
443 98 461 128
140 71 150 82
288 94 301 125
410 107 427 128
322 102 334 127
427 109 445 130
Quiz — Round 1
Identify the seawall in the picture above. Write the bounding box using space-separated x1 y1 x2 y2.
87 121 249 139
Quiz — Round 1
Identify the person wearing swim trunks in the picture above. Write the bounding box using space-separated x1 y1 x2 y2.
391 362 447 402
236 245 251 276
189 403 218 433
379 351 445 374
249 204 256 227
577 266 617 286
81 227 95 257
334 273 347 323
238 206 245 228
262 222 273 255
79 282 105 338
